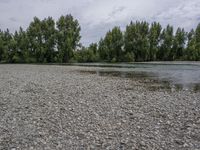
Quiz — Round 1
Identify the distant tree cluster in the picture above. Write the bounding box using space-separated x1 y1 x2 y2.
0 15 81 63
0 15 200 63
90 22 200 62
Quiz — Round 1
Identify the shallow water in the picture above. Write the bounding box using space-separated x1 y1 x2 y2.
73 62 200 91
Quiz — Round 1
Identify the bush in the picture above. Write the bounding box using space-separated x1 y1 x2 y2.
27 57 37 63
69 58 77 63
12 54 22 63
111 57 117 63
123 52 135 62
74 48 98 63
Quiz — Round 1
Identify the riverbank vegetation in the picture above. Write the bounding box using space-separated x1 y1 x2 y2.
0 14 200 63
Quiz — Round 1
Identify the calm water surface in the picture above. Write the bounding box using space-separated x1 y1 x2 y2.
70 62 200 91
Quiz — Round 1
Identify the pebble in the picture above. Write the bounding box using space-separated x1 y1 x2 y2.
0 64 199 150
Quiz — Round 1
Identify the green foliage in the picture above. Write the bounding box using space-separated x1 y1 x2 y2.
0 15 200 63
0 32 4 61
172 28 186 60
148 22 162 61
123 52 135 62
125 21 150 62
41 17 57 63
195 24 200 60
56 15 81 63
158 25 174 61
111 57 117 63
98 38 108 61
12 53 22 63
26 17 58 63
98 26 123 62
74 45 99 63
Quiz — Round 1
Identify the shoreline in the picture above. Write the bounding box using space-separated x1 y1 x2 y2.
0 61 200 65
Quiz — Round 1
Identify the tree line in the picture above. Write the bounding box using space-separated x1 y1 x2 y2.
0 15 81 63
0 15 200 63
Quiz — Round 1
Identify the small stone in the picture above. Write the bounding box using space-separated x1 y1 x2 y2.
140 141 146 146
183 143 189 147
174 139 184 145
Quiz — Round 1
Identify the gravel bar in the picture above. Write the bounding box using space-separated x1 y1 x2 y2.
0 64 199 150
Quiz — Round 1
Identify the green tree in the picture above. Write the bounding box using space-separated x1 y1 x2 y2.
98 38 109 61
88 43 99 61
125 21 149 61
195 23 200 60
158 25 174 61
11 31 21 63
74 46 97 63
2 29 13 62
17 27 29 62
110 27 124 61
186 29 196 60
0 31 4 62
1 17 200 63
27 17 43 62
41 17 56 62
172 28 186 60
56 15 81 63
89 43 98 55
148 22 162 61
103 27 123 62
186 24 200 61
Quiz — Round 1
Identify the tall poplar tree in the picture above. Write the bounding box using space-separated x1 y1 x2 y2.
56 15 81 63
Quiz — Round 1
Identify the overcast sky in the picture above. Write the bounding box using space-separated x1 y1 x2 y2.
0 0 200 46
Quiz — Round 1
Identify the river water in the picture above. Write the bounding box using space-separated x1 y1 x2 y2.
70 62 200 91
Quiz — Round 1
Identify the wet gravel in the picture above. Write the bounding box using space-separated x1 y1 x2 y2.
0 64 199 150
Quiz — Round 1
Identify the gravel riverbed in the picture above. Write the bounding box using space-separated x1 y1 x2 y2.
0 64 199 150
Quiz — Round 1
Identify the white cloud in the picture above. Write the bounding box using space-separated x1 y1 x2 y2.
155 0 200 30
0 0 199 45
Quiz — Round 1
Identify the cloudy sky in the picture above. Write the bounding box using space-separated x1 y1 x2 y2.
0 0 200 46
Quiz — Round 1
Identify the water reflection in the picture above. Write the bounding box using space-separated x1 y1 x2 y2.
78 62 200 91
